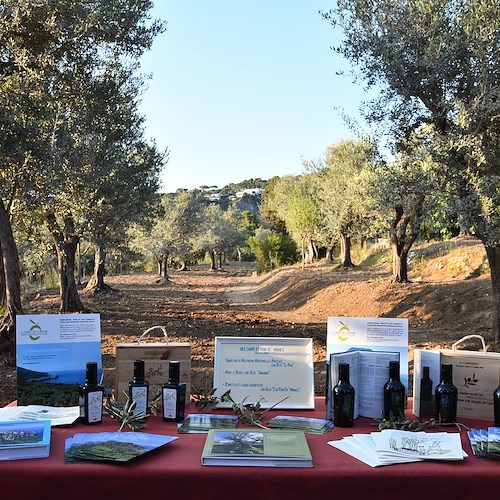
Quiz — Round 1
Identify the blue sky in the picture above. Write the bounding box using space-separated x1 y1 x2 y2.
138 1 371 193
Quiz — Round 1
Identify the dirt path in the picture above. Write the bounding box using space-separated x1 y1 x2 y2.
0 240 494 407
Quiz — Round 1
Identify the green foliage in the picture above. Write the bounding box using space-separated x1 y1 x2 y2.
248 229 298 273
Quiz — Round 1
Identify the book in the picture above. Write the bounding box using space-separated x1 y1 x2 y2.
267 415 334 434
327 350 400 419
64 431 178 463
0 420 51 461
329 429 466 467
201 428 313 467
177 414 238 433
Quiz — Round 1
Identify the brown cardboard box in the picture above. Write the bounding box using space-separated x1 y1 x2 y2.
413 335 500 421
115 326 191 402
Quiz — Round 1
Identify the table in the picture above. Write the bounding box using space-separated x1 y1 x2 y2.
1 398 498 500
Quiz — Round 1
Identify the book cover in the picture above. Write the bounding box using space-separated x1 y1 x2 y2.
267 415 334 434
177 414 238 433
16 314 102 406
64 432 178 463
0 420 51 461
201 428 313 467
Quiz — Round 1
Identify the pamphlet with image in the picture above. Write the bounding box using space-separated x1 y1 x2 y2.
327 318 408 382
16 314 102 406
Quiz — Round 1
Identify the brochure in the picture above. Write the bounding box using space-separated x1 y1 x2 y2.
326 317 408 419
0 420 51 461
201 428 313 467
0 405 80 426
177 414 238 434
329 429 466 467
267 415 334 434
327 350 400 419
16 314 102 406
64 431 178 463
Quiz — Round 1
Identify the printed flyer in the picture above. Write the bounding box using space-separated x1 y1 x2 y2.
16 314 102 406
326 316 409 396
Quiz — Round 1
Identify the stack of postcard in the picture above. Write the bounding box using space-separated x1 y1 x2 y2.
267 415 334 434
0 420 51 461
329 429 466 467
65 432 177 463
468 427 500 459
178 414 238 434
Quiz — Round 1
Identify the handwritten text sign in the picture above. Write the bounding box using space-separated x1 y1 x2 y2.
213 337 314 409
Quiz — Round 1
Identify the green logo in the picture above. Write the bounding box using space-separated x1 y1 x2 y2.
338 320 350 341
29 319 41 341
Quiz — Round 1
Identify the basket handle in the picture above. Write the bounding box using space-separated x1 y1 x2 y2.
136 325 169 344
451 334 486 352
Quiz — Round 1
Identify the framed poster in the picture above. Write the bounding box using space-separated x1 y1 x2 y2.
213 337 314 409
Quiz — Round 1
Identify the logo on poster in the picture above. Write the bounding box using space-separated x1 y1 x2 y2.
337 320 353 342
21 319 48 341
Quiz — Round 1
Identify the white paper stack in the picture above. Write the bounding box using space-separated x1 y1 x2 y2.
328 429 467 467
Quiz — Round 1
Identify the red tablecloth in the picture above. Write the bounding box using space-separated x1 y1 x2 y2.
1 398 498 500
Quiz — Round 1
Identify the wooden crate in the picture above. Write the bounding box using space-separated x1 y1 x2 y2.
413 335 500 421
115 327 191 402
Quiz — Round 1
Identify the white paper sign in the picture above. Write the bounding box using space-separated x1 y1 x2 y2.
213 337 314 409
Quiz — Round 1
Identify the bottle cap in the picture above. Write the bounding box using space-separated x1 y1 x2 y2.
441 363 453 381
86 362 98 385
134 360 145 381
338 363 350 380
389 360 400 378
168 361 180 384
423 366 430 377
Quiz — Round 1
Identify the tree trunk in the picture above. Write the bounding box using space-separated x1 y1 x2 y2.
392 242 410 283
339 233 354 268
389 204 421 283
326 238 336 261
209 250 217 271
484 244 500 341
178 260 188 271
46 214 86 312
0 199 23 336
84 245 112 293
157 257 163 276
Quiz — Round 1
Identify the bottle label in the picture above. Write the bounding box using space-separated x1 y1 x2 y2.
163 388 177 419
131 386 148 416
87 390 103 423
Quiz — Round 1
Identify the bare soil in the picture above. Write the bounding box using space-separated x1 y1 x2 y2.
0 237 496 407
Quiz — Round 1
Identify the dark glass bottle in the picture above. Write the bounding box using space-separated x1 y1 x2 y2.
383 361 405 420
494 370 500 427
129 359 149 418
79 362 104 424
333 363 355 427
435 364 458 423
162 361 186 422
419 366 434 416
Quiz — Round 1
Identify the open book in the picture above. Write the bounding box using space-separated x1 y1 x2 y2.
327 350 400 419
